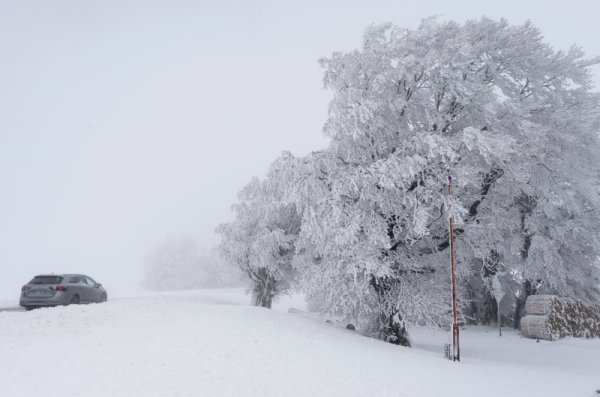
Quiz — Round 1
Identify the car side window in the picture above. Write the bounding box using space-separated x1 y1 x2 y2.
69 276 85 284
85 277 96 286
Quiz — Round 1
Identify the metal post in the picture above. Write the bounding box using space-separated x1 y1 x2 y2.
491 275 505 338
448 176 460 362
498 301 502 336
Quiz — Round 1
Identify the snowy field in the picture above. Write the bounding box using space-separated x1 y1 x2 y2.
1 289 599 397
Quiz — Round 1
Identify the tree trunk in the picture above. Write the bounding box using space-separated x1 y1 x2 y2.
370 276 411 347
252 283 274 308
379 313 411 347
513 280 536 329
463 282 479 325
251 267 277 309
481 250 500 325
481 293 498 325
514 195 537 328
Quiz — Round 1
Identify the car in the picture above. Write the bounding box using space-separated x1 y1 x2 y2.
20 274 107 310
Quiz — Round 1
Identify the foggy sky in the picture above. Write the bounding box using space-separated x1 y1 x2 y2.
1 0 599 300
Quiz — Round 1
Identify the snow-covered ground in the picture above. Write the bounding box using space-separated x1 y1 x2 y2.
0 289 598 397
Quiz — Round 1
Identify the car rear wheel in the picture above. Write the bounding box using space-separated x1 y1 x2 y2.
69 295 80 305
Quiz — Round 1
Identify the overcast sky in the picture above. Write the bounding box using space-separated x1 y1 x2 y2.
1 0 599 299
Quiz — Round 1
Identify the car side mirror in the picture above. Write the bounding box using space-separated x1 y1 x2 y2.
95 283 102 288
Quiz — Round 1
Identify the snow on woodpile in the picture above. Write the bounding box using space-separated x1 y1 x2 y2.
525 295 556 315
521 295 600 340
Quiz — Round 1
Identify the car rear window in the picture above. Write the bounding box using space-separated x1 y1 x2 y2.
28 275 64 285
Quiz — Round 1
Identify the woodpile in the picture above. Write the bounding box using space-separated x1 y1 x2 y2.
520 295 600 341
521 315 554 340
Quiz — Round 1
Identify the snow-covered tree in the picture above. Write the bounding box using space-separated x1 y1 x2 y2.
295 18 600 343
144 238 242 291
217 153 302 308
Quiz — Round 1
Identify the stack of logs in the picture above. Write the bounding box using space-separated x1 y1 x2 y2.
520 295 600 341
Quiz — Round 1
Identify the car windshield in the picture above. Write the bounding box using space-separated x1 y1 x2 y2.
28 276 64 285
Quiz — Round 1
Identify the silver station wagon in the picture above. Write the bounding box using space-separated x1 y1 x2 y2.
20 274 107 310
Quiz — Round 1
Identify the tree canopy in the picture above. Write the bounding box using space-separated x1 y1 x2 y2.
218 18 600 344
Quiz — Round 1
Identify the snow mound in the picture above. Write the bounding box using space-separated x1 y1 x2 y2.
0 289 598 397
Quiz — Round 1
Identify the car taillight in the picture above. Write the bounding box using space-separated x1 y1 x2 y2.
51 285 68 292
21 285 30 292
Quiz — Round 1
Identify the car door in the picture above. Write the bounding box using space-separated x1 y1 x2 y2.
75 276 91 302
67 276 84 302
84 276 101 302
